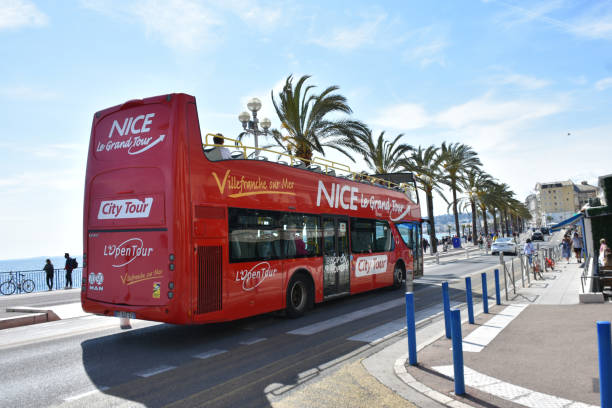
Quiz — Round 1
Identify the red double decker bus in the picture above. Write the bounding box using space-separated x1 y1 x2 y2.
82 93 423 324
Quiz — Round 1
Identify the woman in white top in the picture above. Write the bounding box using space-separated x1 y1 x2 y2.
524 238 535 265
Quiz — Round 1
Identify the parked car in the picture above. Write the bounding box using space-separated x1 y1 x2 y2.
540 227 550 235
491 237 518 256
532 231 544 241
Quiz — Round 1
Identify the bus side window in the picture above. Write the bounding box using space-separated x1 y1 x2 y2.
374 221 393 252
351 218 375 253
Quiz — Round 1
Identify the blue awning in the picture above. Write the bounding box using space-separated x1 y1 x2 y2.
549 213 584 231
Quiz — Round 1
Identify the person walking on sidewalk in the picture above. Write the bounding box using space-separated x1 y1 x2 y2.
422 238 429 254
524 238 535 266
64 253 77 289
571 233 583 263
43 259 54 291
561 235 572 263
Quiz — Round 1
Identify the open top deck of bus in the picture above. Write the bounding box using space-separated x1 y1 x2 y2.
201 133 418 202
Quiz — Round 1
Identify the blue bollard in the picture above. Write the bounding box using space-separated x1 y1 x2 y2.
451 309 465 395
494 269 501 305
442 282 451 339
481 272 489 314
598 321 611 408
465 277 474 324
405 292 417 366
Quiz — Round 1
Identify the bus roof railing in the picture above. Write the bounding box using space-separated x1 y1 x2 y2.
203 133 416 197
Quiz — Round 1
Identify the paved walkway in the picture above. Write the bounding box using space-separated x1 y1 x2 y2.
374 255 611 408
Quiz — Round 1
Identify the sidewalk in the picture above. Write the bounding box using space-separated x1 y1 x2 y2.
0 289 85 329
368 257 610 408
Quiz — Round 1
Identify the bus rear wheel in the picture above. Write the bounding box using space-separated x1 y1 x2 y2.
286 274 311 318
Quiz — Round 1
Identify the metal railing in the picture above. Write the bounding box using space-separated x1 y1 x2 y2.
0 268 83 296
203 133 416 198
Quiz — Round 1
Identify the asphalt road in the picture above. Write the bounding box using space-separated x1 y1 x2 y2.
0 246 552 408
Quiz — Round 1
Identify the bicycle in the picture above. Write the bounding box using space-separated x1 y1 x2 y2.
0 272 35 295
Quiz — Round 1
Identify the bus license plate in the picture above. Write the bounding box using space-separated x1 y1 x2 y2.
114 311 135 319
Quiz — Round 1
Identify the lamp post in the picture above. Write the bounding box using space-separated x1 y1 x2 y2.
238 97 271 157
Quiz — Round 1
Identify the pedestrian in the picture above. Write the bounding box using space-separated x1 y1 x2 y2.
571 233 583 263
599 238 609 265
43 259 54 291
64 252 76 289
421 238 429 253
561 235 571 263
524 238 535 266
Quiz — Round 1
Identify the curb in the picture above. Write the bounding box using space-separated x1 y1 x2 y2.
0 307 62 330
0 311 58 329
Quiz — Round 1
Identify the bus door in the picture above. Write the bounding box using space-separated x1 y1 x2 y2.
322 215 350 297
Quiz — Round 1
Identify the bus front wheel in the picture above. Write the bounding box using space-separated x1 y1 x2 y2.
286 274 311 318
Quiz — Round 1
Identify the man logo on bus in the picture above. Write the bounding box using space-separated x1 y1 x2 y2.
88 272 104 291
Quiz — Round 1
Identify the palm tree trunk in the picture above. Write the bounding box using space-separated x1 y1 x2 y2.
481 205 489 237
426 190 438 254
452 187 460 238
491 208 498 235
471 199 478 246
503 209 509 236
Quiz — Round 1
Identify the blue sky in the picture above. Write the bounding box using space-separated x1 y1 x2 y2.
1 0 611 259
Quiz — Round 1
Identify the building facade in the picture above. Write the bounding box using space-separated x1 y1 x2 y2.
532 180 600 226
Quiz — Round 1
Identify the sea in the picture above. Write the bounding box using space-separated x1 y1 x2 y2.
0 255 83 273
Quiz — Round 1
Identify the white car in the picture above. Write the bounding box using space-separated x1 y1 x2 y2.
491 237 517 256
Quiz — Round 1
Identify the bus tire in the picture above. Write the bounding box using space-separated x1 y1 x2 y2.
286 274 311 318
392 262 405 289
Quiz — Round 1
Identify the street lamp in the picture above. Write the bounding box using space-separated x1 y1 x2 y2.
238 97 271 157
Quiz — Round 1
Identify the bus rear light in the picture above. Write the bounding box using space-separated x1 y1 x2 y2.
169 253 175 261
168 281 175 290
168 291 174 299
169 263 175 271
83 253 87 268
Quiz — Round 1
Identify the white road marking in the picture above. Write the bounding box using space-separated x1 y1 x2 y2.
193 349 227 359
287 298 404 335
239 337 266 345
64 387 109 402
135 365 176 378
432 365 598 408
461 304 528 352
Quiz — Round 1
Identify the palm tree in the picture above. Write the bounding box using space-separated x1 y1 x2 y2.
488 182 514 237
399 145 447 253
459 169 493 245
269 75 368 163
440 142 481 239
473 177 498 238
348 129 412 174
